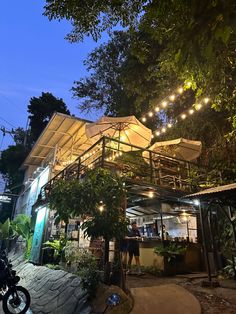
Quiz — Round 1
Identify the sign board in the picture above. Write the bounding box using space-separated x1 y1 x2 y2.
0 194 12 203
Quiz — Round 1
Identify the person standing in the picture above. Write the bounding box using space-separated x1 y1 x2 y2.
126 221 142 275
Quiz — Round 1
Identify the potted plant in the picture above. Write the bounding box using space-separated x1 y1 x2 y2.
154 242 187 275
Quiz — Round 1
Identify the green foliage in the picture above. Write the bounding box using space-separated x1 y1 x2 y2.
0 144 27 192
27 92 70 144
43 236 67 264
223 258 236 278
75 248 100 296
64 243 100 296
0 218 12 240
141 265 162 276
44 0 144 42
154 243 186 262
11 214 33 260
49 168 129 241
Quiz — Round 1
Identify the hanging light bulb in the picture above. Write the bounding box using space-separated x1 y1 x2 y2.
167 123 172 128
148 111 153 117
181 114 187 119
155 131 160 136
204 97 210 104
162 101 167 108
189 109 194 115
186 81 192 87
141 117 146 122
162 127 166 133
178 87 183 94
151 134 154 139
169 95 175 101
195 104 202 110
155 106 160 112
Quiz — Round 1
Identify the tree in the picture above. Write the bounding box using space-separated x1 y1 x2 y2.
28 92 70 144
44 0 144 42
0 144 27 192
45 0 236 132
49 168 128 264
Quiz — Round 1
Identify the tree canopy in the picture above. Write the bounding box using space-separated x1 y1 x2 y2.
45 0 236 132
27 92 70 144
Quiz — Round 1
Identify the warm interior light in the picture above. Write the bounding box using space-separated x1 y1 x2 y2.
98 201 104 212
148 191 154 198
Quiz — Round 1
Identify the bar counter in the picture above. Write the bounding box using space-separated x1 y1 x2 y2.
137 239 202 273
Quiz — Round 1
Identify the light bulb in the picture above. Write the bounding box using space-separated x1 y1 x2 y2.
162 101 167 108
196 104 202 110
155 131 160 136
204 97 209 104
167 123 172 128
169 95 175 101
148 111 153 117
162 127 166 133
141 117 146 122
189 109 194 115
181 114 186 119
178 87 183 94
155 107 160 112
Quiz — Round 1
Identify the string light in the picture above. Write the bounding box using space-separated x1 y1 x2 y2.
162 101 168 108
178 87 183 94
195 103 202 110
169 95 175 101
152 96 211 137
155 107 160 112
148 111 153 117
141 117 146 122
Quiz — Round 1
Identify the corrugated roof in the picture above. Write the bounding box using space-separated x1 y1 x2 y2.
21 112 93 168
183 183 236 199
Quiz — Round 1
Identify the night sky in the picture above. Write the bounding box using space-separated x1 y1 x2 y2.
0 0 107 150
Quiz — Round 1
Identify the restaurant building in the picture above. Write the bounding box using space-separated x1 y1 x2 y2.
15 112 221 273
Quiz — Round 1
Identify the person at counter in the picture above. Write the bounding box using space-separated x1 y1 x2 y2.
126 221 142 275
159 224 169 240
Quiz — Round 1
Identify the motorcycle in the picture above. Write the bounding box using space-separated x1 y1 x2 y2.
0 250 31 314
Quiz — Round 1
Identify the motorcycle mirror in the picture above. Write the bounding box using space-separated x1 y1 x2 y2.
106 293 121 307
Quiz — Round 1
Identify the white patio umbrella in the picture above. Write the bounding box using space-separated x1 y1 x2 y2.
85 115 152 150
143 138 202 161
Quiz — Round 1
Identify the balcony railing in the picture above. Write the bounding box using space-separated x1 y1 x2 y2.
41 136 222 198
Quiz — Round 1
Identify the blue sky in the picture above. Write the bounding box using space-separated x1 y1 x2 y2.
0 0 107 150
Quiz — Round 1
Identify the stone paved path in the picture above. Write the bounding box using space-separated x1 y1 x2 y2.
0 252 91 314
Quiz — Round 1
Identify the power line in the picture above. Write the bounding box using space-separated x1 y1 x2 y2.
0 116 16 128
0 93 26 117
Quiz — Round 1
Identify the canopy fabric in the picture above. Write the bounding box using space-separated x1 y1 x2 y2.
85 115 152 150
143 138 202 162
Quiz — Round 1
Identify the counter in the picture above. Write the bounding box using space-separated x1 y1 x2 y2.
136 239 202 274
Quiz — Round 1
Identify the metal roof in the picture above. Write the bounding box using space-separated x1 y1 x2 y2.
22 112 93 168
183 183 236 199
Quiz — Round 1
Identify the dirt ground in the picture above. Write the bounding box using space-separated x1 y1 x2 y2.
126 273 236 314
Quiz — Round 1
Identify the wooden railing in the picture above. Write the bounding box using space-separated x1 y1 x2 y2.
41 136 222 199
